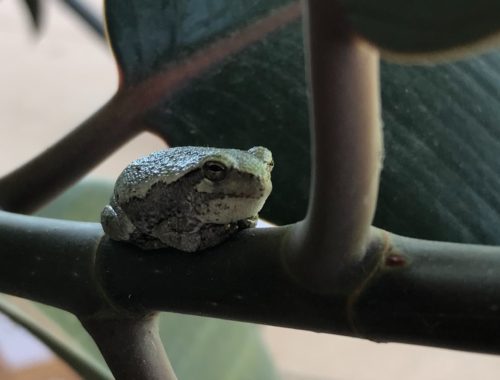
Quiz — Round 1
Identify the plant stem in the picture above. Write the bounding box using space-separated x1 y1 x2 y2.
352 228 500 354
0 95 142 214
2 211 500 353
286 0 382 292
0 211 104 314
81 313 178 380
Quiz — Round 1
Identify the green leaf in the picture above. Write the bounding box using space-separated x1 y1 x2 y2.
375 52 500 245
105 0 295 85
339 0 500 59
37 180 113 222
35 180 279 380
106 0 500 68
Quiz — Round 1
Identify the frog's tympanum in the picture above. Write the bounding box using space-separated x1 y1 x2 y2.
101 146 273 252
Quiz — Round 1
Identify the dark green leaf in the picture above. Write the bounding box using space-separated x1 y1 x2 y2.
339 0 500 59
105 0 294 85
35 181 279 380
375 52 500 244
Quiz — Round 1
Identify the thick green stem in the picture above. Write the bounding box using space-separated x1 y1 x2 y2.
2 211 500 353
0 94 142 214
0 211 104 314
286 0 382 292
81 314 177 380
352 229 500 354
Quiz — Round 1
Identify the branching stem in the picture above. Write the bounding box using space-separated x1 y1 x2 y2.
0 94 143 213
1 211 500 353
286 0 382 292
81 313 177 380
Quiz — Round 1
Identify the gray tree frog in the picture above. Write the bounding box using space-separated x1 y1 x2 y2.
101 146 273 252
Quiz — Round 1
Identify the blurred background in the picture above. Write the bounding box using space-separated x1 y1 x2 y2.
1 1 500 379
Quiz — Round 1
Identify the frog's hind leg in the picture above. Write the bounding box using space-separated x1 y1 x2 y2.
127 232 167 250
197 223 240 251
151 216 202 252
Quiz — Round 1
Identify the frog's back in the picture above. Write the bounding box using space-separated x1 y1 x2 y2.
114 147 217 202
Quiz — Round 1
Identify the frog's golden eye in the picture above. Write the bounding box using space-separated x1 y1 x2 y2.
202 161 227 181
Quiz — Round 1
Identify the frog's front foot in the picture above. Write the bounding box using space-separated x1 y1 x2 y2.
238 215 258 230
101 204 136 242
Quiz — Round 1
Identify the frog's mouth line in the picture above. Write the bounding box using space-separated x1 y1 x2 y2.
194 173 272 198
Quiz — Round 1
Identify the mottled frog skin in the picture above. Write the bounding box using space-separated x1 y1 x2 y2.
101 146 273 252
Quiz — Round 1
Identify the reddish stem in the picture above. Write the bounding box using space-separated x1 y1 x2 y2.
0 92 143 213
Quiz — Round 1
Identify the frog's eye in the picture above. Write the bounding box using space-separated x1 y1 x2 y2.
202 161 227 181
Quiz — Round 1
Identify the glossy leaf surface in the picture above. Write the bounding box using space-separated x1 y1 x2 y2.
340 0 500 58
35 181 279 380
105 0 294 85
376 53 500 244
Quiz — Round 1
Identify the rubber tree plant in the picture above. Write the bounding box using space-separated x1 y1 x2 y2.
2 0 500 379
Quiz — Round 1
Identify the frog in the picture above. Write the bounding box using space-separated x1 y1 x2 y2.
101 146 273 252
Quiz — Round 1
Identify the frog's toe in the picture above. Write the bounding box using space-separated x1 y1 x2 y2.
238 215 258 229
101 205 135 241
